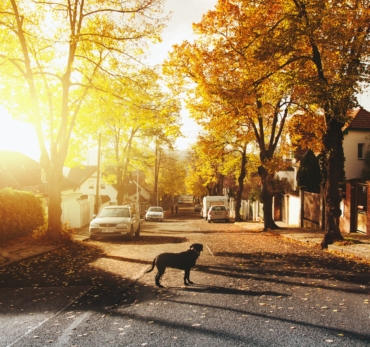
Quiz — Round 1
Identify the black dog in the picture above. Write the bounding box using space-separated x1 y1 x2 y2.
145 243 203 288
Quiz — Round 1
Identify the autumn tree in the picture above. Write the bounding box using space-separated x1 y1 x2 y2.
158 153 187 208
81 67 181 206
244 0 370 247
191 102 254 221
165 0 370 242
188 134 228 196
164 11 301 230
0 0 167 239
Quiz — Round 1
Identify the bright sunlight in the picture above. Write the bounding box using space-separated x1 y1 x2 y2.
0 107 40 161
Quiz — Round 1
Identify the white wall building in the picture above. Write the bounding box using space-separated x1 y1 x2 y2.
343 108 370 180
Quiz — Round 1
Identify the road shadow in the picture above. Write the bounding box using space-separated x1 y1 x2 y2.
91 235 188 245
176 285 289 297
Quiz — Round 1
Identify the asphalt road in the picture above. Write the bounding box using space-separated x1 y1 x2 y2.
0 205 370 347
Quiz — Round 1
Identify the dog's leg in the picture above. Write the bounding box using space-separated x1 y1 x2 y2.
155 266 166 288
184 268 194 285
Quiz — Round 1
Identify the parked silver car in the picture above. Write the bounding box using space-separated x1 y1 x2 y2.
145 206 165 222
89 205 140 240
207 205 229 223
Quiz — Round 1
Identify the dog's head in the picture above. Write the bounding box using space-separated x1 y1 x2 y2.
190 243 203 254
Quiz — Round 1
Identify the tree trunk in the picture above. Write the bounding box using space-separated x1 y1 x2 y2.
260 167 280 230
235 148 247 222
44 156 64 241
320 118 345 249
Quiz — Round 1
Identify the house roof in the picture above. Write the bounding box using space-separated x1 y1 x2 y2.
0 150 44 189
0 150 77 193
67 166 97 186
61 176 79 191
344 108 370 132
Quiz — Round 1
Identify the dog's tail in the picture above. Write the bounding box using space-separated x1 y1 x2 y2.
145 257 157 273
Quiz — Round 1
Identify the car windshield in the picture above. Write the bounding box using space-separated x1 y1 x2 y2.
98 208 130 218
149 207 163 212
211 206 226 211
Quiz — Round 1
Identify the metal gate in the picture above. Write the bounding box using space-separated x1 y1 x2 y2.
356 183 367 234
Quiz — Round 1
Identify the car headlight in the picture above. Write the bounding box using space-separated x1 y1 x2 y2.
90 222 99 228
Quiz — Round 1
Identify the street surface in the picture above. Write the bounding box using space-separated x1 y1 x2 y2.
0 204 369 346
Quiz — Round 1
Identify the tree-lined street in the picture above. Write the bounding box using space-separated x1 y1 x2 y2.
1 206 369 346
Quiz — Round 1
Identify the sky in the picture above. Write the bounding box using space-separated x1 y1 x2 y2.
1 0 370 162
0 0 217 162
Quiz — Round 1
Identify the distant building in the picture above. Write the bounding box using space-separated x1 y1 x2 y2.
343 108 370 180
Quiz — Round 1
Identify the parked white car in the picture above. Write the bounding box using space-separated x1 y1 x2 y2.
145 206 165 222
89 205 140 240
207 205 229 223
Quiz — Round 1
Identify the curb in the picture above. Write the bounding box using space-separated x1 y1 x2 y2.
276 232 370 261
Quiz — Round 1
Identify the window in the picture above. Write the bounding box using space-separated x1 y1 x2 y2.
100 183 105 189
358 143 365 159
88 180 94 189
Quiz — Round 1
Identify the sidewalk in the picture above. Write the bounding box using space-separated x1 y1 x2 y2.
1 224 370 267
237 221 370 261
0 233 89 267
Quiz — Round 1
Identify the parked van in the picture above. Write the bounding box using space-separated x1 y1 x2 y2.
201 195 229 219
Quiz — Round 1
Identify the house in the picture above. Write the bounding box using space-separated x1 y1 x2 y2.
66 166 116 206
343 108 370 180
60 176 89 229
0 150 88 229
65 165 151 216
0 150 47 193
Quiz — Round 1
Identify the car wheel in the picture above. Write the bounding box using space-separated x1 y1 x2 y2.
135 223 140 237
128 226 134 240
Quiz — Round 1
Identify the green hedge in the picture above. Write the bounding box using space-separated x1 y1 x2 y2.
0 188 45 242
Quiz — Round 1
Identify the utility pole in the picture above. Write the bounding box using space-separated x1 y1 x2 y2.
136 168 139 213
154 138 158 206
94 133 101 214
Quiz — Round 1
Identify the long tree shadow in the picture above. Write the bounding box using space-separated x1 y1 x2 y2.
194 250 370 294
177 285 289 297
92 235 188 245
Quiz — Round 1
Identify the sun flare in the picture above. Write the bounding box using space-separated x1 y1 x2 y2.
0 107 40 162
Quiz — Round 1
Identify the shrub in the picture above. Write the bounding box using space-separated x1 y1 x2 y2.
0 188 45 242
297 149 322 193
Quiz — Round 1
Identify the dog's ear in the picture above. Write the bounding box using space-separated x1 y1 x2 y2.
191 243 203 252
